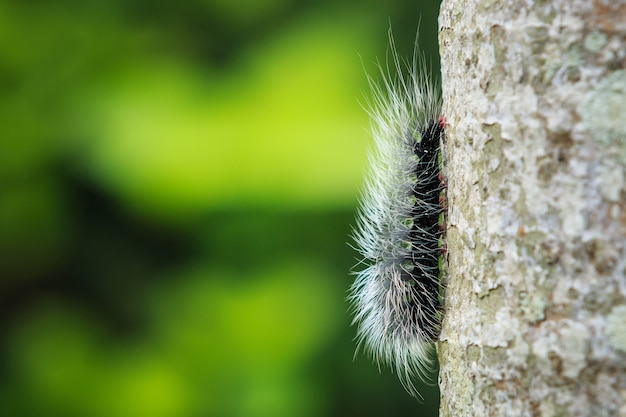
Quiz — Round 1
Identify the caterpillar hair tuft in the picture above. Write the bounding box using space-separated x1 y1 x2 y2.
349 33 446 398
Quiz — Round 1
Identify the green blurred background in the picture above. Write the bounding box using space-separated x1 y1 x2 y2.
0 0 441 416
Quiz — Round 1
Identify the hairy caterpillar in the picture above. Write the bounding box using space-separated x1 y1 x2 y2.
350 37 445 398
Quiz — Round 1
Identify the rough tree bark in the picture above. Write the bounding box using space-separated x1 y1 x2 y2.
437 1 626 416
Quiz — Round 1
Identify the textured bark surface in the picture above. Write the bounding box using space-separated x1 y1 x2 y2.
437 1 626 416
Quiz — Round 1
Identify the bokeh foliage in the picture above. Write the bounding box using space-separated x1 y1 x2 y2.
0 0 441 415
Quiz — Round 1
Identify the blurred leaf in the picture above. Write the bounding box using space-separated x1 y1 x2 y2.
82 15 373 220
149 262 342 416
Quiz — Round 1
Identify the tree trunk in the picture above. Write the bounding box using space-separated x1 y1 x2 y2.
437 1 626 416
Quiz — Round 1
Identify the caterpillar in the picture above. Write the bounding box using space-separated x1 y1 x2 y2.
349 36 445 398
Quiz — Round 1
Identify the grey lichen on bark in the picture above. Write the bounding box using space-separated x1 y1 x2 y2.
437 1 626 416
